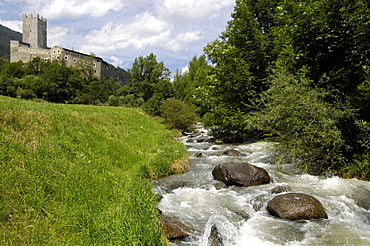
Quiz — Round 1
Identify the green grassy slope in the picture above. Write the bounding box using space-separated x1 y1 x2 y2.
0 96 187 245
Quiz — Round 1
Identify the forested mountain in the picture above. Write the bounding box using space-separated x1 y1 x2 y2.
0 24 22 60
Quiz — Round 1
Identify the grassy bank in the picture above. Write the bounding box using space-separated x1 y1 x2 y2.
0 96 188 245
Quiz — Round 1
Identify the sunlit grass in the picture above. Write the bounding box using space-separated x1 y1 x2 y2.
0 96 187 245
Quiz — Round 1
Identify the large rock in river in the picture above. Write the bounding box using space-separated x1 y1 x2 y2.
212 162 271 187
161 216 191 240
267 193 328 220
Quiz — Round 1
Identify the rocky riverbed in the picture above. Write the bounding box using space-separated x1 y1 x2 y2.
154 124 370 245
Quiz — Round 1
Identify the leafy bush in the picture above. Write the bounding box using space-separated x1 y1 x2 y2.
255 71 348 173
160 98 198 131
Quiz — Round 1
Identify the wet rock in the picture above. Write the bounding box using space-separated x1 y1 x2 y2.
197 138 213 143
267 193 328 221
194 152 204 157
186 139 195 143
222 149 245 157
161 216 191 240
208 225 223 246
251 195 270 211
271 186 293 194
212 162 271 187
234 210 251 220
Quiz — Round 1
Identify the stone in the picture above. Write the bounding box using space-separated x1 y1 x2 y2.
222 149 244 157
208 225 223 246
271 186 293 194
212 162 271 187
194 152 204 157
267 193 328 221
161 216 191 240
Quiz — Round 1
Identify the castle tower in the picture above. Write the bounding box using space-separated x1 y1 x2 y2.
22 14 47 49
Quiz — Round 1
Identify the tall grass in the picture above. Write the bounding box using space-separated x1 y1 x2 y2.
0 96 188 245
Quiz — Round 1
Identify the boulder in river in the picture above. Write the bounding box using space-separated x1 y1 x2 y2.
212 162 271 187
208 225 224 246
222 149 245 157
267 193 328 221
161 215 191 240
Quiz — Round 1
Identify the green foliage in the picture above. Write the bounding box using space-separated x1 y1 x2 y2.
113 53 174 115
195 0 370 179
0 96 187 245
160 98 198 131
255 72 349 172
202 0 277 137
0 58 122 104
127 53 171 101
173 55 210 104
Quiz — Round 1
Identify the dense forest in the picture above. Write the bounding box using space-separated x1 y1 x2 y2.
1 0 369 180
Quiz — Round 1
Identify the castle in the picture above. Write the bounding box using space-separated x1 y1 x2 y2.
10 14 111 78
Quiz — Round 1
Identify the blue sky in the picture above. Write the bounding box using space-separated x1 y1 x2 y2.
0 0 235 74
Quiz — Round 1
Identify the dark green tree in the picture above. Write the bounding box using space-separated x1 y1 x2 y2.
127 53 170 101
173 55 210 104
203 0 278 140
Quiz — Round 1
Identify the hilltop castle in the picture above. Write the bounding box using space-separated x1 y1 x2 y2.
10 14 112 78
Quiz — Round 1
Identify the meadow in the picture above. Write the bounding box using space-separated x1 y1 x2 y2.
0 96 188 245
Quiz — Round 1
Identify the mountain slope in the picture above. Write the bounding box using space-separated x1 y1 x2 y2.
0 24 22 60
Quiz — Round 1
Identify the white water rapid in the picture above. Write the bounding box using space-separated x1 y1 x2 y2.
154 124 370 245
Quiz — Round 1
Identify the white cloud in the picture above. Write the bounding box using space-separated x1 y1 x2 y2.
80 12 173 53
159 0 234 23
0 20 22 32
47 26 70 47
24 0 124 19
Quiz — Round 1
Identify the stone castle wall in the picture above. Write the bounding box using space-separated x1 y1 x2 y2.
10 14 110 79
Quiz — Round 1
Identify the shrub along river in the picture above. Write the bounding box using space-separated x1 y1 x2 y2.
154 124 370 245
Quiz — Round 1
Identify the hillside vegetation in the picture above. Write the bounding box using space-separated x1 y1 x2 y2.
0 96 187 245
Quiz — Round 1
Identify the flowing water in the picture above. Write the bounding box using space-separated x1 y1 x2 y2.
154 124 370 246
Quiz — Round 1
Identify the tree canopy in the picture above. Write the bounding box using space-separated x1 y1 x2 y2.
195 0 370 178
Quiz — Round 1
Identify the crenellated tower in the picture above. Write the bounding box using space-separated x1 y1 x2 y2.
22 13 47 49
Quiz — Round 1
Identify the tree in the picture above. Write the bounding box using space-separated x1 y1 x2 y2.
173 55 210 104
127 53 170 101
160 98 198 131
76 54 97 83
256 71 348 172
203 0 278 139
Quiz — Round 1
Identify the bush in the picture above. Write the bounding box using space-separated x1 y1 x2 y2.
160 98 198 131
107 95 119 106
255 71 348 173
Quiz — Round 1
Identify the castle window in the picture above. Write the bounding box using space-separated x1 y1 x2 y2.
53 51 56 54
64 56 68 60
94 70 97 74
93 63 96 67
73 59 77 63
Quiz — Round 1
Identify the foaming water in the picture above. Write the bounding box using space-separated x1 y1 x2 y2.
154 124 370 245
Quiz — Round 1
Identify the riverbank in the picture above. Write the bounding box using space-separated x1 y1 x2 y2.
0 96 188 245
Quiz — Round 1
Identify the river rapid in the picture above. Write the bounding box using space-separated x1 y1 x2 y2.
154 124 370 246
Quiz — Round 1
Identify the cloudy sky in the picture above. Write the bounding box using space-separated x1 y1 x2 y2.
0 0 235 74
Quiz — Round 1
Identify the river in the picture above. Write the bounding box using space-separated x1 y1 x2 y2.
154 124 370 245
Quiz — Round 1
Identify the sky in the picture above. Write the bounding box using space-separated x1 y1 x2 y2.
0 0 235 74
